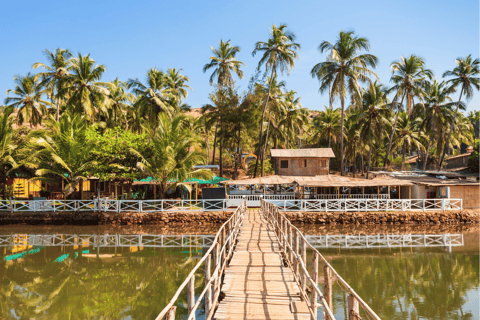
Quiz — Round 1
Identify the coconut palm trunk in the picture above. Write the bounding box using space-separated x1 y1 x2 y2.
211 124 218 165
254 67 275 178
437 88 464 170
340 89 345 176
384 92 406 167
367 142 373 179
401 143 407 171
423 132 434 171
261 117 272 177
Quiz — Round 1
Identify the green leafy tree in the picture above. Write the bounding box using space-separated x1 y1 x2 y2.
0 107 18 198
438 55 480 169
252 23 300 177
311 30 378 175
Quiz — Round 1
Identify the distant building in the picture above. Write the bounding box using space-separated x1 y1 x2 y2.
270 148 335 176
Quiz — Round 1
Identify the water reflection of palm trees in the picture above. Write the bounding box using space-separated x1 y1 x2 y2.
0 246 204 319
327 253 478 319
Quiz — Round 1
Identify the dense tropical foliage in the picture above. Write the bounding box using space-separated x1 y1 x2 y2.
0 26 478 199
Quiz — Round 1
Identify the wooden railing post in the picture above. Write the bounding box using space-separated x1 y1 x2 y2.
222 227 226 262
324 264 333 320
188 275 195 319
294 230 299 278
348 294 360 320
165 306 177 320
311 252 319 320
205 256 212 318
285 222 293 265
301 237 307 293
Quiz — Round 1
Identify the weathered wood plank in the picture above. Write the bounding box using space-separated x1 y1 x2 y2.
213 209 310 320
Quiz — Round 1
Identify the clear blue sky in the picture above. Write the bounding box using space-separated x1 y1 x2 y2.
1 0 478 112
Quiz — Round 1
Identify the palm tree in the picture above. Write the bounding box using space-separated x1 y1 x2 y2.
5 73 52 127
394 112 425 170
105 78 134 128
350 82 391 176
32 48 73 121
164 68 192 115
438 55 480 169
203 39 245 86
130 113 213 198
24 112 98 198
60 53 108 122
419 80 457 170
127 68 173 133
313 106 341 148
0 107 17 197
383 55 432 167
252 23 300 177
281 90 309 149
311 30 378 175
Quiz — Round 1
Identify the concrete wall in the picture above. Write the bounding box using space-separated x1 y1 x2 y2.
276 157 329 176
449 185 480 209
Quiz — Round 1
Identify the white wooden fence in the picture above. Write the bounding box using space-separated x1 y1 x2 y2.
266 198 463 212
0 233 462 249
315 194 390 199
0 199 238 213
227 194 294 207
0 198 463 213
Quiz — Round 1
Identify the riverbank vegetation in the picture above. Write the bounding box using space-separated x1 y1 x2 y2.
1 25 478 198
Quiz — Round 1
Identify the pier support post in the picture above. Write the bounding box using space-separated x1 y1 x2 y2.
348 294 360 320
294 231 299 277
301 238 307 293
311 252 319 320
165 306 177 320
205 256 212 318
324 265 333 320
188 275 195 319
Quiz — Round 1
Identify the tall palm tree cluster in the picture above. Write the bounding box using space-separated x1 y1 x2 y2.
1 26 478 199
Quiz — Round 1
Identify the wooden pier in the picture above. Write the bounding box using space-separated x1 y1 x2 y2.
215 209 309 319
156 200 380 320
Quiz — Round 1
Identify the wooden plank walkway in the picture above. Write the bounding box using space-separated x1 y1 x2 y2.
215 209 310 320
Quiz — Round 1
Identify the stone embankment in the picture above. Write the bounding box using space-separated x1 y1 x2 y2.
0 209 477 226
0 211 233 225
284 210 479 225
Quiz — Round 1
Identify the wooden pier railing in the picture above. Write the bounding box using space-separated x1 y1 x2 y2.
154 200 247 320
262 200 381 320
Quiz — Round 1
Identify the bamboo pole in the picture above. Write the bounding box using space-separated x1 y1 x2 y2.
324 265 333 320
301 238 307 293
165 306 176 320
311 252 319 320
188 276 195 319
205 256 212 318
348 294 360 320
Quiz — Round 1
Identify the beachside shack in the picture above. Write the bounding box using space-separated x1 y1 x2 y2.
224 174 414 206
270 148 335 176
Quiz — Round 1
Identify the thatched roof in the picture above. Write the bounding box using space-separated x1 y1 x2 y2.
270 148 335 158
224 175 413 187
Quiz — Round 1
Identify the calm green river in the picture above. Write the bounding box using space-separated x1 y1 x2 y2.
0 224 477 320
